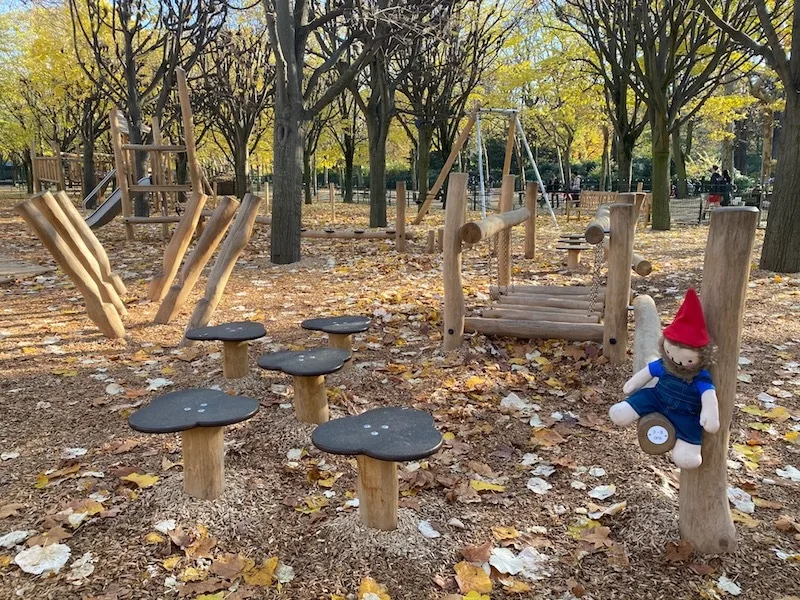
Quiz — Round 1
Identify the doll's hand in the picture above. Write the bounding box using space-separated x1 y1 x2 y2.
623 380 636 395
700 405 720 433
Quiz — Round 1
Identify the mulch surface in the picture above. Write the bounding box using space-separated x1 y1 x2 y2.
0 190 798 599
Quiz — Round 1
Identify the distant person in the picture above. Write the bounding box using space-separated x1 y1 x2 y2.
721 168 732 206
570 173 582 206
708 165 723 205
547 175 560 208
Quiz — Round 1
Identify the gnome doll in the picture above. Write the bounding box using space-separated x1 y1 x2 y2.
609 289 720 469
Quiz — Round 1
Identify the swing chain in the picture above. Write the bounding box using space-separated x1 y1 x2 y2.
588 242 603 316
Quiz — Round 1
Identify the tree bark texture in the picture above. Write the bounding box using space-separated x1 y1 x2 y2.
271 106 304 264
417 124 434 208
672 123 688 199
650 109 671 230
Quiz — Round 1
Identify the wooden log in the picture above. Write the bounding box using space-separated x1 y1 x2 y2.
525 181 536 259
176 68 202 189
479 307 601 324
15 201 125 339
442 173 469 351
255 215 272 225
357 455 398 531
497 174 514 286
184 194 261 336
631 295 661 373
121 144 186 152
293 375 329 424
300 229 414 240
496 295 593 310
465 317 604 342
601 238 652 276
426 230 435 253
53 191 126 296
109 108 134 241
181 426 224 500
222 340 249 379
603 204 635 365
585 205 610 245
496 303 603 317
680 207 758 554
414 108 477 224
155 196 239 324
395 181 407 253
491 285 606 296
460 207 530 244
32 193 127 318
148 191 208 302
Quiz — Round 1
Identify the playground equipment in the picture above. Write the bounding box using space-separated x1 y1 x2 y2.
442 173 651 363
14 190 127 339
413 105 557 227
30 141 114 196
185 321 267 379
625 208 758 554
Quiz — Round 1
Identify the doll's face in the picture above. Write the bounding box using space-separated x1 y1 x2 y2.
663 339 700 368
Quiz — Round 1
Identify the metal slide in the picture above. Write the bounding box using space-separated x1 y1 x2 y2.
85 176 151 229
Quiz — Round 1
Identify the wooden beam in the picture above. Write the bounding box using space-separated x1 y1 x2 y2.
357 455 398 531
300 229 414 239
109 108 134 241
496 303 603 317
121 144 186 152
525 181 536 259
603 204 635 364
479 307 601 324
680 207 758 554
491 285 606 296
460 207 530 244
176 67 202 190
496 295 594 310
465 317 604 342
442 173 469 351
585 205 610 245
413 109 478 224
497 174 514 287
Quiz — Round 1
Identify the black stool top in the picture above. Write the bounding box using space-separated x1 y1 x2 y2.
128 389 259 434
312 407 443 462
300 315 370 335
185 321 266 343
257 348 350 377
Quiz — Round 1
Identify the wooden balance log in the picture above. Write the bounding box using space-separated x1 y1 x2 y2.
257 348 351 424
312 407 443 530
185 321 267 379
127 389 259 500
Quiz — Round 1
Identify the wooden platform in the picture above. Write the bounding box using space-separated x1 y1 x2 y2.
0 260 55 284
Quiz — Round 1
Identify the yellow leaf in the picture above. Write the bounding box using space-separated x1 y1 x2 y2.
567 518 601 539
195 594 224 600
121 472 159 488
358 576 391 599
748 422 773 432
443 432 455 441
470 480 505 493
22 347 38 355
244 556 278 587
766 406 791 422
464 591 491 600
731 510 760 528
295 496 329 514
34 473 50 489
740 406 767 416
534 356 551 366
161 365 175 375
499 579 532 592
454 561 492 594
51 369 77 377
491 526 520 540
145 532 165 544
774 275 783 283
162 556 182 570
179 566 208 582
785 431 799 444
330 595 347 600
545 377 562 388
0 555 11 568
464 376 487 391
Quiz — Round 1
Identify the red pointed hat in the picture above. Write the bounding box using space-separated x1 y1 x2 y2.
663 288 709 347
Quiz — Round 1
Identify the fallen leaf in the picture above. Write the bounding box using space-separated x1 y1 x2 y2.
460 540 493 563
244 556 278 587
121 472 159 488
358 576 391 599
454 561 492 594
145 532 165 544
0 503 25 519
26 526 72 547
470 480 505 493
14 543 71 575
210 552 249 579
162 555 182 570
492 526 520 541
665 540 693 563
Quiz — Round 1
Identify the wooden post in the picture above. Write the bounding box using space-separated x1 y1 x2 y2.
181 427 224 500
442 173 469 351
680 207 758 554
328 333 352 352
497 174 514 286
222 341 249 379
32 193 127 317
184 194 261 336
176 68 202 190
150 116 170 240
53 191 127 297
636 181 644 192
53 141 66 192
425 230 435 253
109 108 134 241
329 183 335 223
15 201 125 339
293 375 329 424
148 192 209 302
413 108 478 224
263 182 270 214
155 196 239 324
30 140 41 193
357 455 398 531
395 181 407 253
436 228 444 253
603 204 634 364
502 116 516 176
524 182 536 259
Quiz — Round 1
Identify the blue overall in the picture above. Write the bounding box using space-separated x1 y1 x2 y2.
625 359 715 445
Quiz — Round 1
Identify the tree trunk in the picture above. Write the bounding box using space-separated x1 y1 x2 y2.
365 108 389 227
81 124 97 207
760 90 800 272
601 125 610 192
672 124 688 199
303 147 313 205
617 141 633 193
343 133 355 204
650 109 671 230
417 124 434 207
270 104 304 264
233 142 250 199
760 108 773 193
23 148 33 194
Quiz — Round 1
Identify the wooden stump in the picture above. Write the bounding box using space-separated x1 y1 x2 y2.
328 333 352 352
356 455 398 531
566 249 580 270
182 426 224 500
293 375 329 424
222 341 249 379
425 230 435 254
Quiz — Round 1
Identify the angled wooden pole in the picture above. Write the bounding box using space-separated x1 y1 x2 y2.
30 140 41 193
109 108 134 241
603 204 634 364
680 207 758 554
176 67 202 190
442 173 469 351
414 108 478 224
395 181 407 253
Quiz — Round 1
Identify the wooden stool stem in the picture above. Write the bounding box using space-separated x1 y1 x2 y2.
293 375 329 424
567 249 580 269
222 341 249 379
356 455 398 531
181 426 224 500
328 333 352 352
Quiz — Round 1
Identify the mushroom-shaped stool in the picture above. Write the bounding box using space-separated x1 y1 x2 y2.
312 407 442 531
185 321 266 379
257 348 350 424
300 315 370 353
128 389 259 500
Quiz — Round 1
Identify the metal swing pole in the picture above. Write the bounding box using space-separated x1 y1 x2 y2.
515 114 558 228
476 113 487 218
